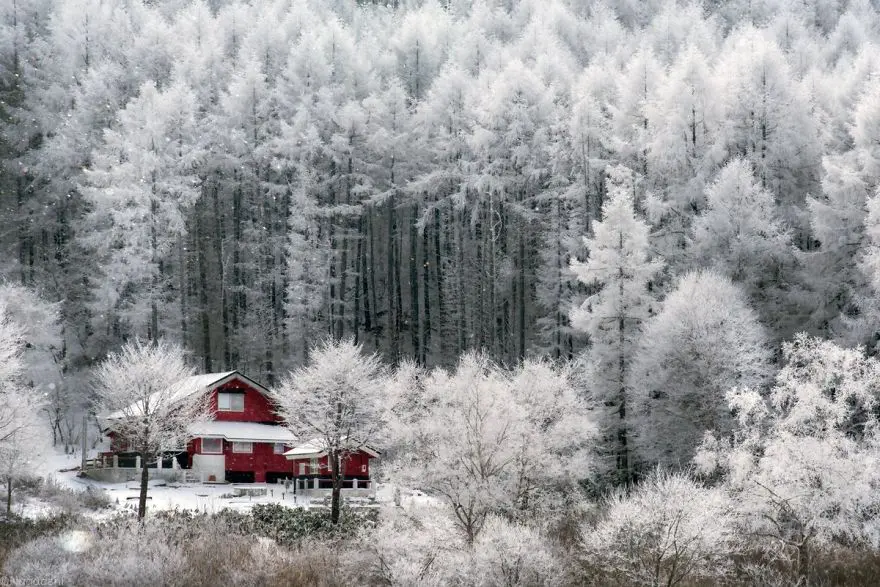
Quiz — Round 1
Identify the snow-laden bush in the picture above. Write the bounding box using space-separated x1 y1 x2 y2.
364 506 567 587
695 335 880 582
387 354 597 542
244 502 376 545
365 505 468 586
3 518 187 586
471 515 567 587
581 470 739 586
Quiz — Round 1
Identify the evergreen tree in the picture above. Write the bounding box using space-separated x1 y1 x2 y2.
571 165 663 485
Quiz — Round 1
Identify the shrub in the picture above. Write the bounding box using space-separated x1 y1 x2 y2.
3 518 187 587
580 470 739 586
245 503 377 546
0 513 80 568
363 505 467 586
471 515 567 587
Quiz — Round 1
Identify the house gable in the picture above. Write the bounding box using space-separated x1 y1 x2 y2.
208 374 280 424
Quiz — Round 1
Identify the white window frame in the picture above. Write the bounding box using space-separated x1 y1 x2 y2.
232 441 253 454
217 392 244 412
273 443 286 455
201 437 223 454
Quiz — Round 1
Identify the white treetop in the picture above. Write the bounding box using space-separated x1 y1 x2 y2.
570 165 663 483
582 469 739 587
631 270 772 469
93 339 210 458
692 159 792 288
270 338 387 461
695 335 880 579
389 352 596 543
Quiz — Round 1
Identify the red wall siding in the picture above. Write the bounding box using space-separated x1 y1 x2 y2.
224 441 291 481
187 438 290 482
210 379 280 423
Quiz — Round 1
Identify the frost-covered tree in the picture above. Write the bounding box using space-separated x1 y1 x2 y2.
696 335 880 582
631 270 772 469
93 339 209 519
820 79 880 345
0 297 25 391
470 515 566 587
805 154 872 338
389 353 596 542
366 505 467 587
711 28 821 237
691 159 795 337
0 285 70 446
0 294 49 515
610 47 662 174
270 338 386 524
571 165 663 485
581 469 739 587
646 44 717 198
0 391 47 516
366 506 564 587
853 187 880 347
82 79 201 343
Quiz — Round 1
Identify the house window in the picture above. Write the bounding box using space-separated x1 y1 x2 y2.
218 392 244 412
310 457 319 474
201 438 222 454
232 442 252 454
298 463 307 476
273 443 286 455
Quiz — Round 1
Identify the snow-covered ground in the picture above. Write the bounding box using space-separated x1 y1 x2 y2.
24 448 439 520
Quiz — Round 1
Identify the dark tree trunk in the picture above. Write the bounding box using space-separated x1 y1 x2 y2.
330 450 342 524
421 218 431 366
409 204 420 363
197 204 212 372
138 451 150 520
211 178 231 368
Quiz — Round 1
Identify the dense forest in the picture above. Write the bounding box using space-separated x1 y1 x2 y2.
4 0 879 387
4 1 880 584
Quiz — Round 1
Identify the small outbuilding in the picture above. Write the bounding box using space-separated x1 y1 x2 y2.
284 439 379 490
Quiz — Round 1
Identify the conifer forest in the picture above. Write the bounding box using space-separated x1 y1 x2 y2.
5 1 880 584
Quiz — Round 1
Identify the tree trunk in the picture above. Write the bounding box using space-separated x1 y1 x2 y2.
422 218 431 366
197 204 212 372
409 204 421 363
138 452 150 520
797 536 811 585
330 450 342 524
6 475 12 516
433 206 445 361
618 230 630 486
211 177 231 369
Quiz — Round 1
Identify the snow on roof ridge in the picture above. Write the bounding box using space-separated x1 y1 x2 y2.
188 421 295 443
283 438 380 458
102 370 251 422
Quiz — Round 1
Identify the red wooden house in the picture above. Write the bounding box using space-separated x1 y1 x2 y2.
101 371 296 483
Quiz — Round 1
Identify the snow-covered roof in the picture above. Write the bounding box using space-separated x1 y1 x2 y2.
102 371 254 422
189 421 295 443
283 438 380 459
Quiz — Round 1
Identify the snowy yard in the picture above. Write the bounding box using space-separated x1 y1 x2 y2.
20 448 432 521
